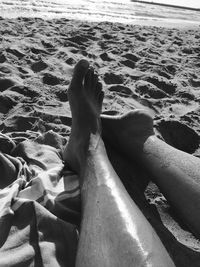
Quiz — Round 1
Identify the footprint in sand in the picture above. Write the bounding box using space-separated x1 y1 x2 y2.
0 64 14 75
55 88 68 102
176 90 195 101
142 75 177 95
41 40 54 49
9 85 40 98
156 119 199 153
100 52 113 62
0 52 6 63
31 60 48 73
108 85 134 97
190 78 200 88
135 81 168 99
18 66 33 77
182 47 194 54
104 72 124 85
66 58 76 65
30 46 49 55
102 33 113 40
135 34 146 42
0 93 17 114
154 68 172 79
165 64 176 75
0 78 16 91
120 59 136 69
67 35 89 46
80 31 97 41
6 47 25 59
43 73 61 86
122 53 140 62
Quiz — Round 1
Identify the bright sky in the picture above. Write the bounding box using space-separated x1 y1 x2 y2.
139 0 200 8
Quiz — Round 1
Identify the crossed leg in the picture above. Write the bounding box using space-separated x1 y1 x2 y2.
63 60 175 267
101 110 200 239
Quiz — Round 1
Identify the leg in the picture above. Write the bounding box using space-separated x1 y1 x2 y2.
63 60 174 267
102 110 200 238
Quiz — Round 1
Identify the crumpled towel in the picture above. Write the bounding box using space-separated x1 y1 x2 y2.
0 131 80 267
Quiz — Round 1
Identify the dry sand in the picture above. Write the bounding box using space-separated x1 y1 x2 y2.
0 17 200 266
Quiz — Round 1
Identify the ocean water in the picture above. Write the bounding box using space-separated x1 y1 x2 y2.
0 0 200 26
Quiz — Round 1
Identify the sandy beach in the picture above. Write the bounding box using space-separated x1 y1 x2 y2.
0 16 200 265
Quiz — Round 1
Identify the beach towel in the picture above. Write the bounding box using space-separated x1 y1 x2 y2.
0 131 79 267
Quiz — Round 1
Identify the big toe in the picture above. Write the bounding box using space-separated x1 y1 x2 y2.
72 59 90 83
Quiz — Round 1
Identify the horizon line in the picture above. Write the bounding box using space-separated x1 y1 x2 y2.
131 0 200 11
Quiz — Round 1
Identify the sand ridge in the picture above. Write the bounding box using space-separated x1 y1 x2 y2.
0 17 200 266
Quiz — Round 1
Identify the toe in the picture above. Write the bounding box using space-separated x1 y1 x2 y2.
98 91 104 107
96 81 102 96
93 73 98 86
84 67 94 90
72 59 89 83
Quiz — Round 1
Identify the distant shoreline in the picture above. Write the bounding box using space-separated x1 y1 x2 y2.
131 0 200 11
0 0 199 28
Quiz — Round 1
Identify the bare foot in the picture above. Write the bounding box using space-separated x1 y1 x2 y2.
101 109 154 159
63 59 104 173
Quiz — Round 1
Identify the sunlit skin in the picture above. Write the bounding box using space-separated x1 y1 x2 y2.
63 59 175 267
101 112 200 239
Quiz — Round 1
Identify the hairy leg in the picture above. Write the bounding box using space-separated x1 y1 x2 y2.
63 61 174 267
102 110 200 238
